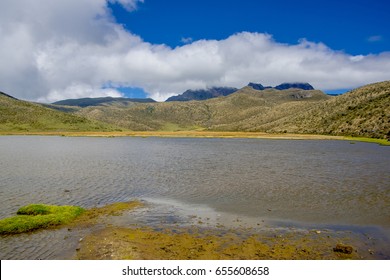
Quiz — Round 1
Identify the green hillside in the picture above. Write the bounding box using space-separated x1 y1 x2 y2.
1 81 389 140
0 92 118 132
260 81 390 138
74 87 331 131
204 87 330 131
73 82 389 139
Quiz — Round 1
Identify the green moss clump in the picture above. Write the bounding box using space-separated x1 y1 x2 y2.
0 204 85 235
16 204 52 215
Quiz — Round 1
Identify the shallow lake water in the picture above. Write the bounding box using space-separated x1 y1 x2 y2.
0 136 389 259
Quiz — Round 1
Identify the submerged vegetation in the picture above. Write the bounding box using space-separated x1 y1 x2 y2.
0 204 85 234
76 227 360 260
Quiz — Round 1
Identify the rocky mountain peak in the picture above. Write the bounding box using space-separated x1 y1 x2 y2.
248 82 314 91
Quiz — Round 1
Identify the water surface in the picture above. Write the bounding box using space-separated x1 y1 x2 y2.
0 136 389 259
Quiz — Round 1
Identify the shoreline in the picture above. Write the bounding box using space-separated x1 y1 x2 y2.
0 130 388 145
1 201 386 260
76 224 364 260
70 201 367 260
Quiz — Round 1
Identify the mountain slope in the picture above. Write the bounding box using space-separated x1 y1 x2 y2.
74 87 330 131
204 87 330 131
261 81 390 138
166 82 315 102
0 92 118 132
0 91 18 100
73 81 389 139
2 81 388 139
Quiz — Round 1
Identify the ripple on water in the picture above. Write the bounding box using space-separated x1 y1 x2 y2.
0 136 389 259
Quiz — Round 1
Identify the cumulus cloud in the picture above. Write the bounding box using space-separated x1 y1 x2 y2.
37 83 123 103
0 0 389 102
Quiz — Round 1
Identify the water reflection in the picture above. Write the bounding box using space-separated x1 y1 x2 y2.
0 136 389 259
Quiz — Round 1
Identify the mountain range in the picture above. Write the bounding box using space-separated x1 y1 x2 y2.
166 87 238 102
165 82 315 102
0 81 389 139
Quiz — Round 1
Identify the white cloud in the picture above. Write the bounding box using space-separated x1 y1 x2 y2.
109 0 144 12
0 0 389 102
37 83 123 103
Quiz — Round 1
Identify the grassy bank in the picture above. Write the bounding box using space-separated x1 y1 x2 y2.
343 136 390 146
0 130 388 145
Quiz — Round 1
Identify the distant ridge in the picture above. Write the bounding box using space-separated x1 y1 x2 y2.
166 83 315 102
165 87 238 102
247 83 272 90
53 96 156 107
0 91 18 100
248 82 315 91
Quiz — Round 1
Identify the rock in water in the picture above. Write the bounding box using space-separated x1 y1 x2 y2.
333 244 353 254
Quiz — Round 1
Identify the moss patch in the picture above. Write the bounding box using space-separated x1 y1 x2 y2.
0 204 85 234
0 201 142 235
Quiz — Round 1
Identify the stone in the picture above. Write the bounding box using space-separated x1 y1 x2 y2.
333 243 353 254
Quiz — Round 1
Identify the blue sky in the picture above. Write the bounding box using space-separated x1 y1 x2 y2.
111 0 389 98
110 0 389 55
0 0 389 101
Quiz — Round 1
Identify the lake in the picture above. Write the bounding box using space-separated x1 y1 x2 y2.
0 136 389 259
